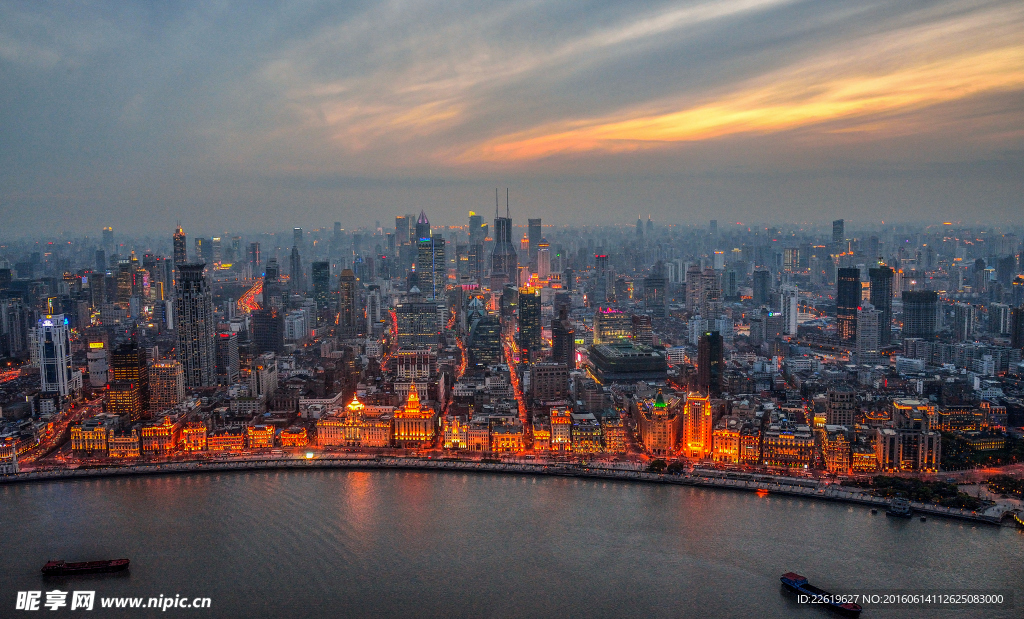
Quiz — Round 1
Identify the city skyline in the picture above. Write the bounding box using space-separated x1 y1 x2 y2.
2 0 1023 235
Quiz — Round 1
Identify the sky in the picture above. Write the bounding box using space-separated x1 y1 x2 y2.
1 0 1022 235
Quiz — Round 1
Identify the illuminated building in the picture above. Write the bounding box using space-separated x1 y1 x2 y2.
37 314 79 397
551 306 575 368
208 430 245 452
682 394 712 459
491 423 525 452
315 415 347 447
634 391 682 456
108 430 140 458
414 211 446 300
964 432 1005 452
71 419 111 456
394 348 438 380
249 353 278 405
570 412 602 454
762 421 815 469
531 421 551 451
175 264 217 387
0 439 17 475
875 399 941 472
468 316 502 372
739 426 761 464
836 267 860 342
868 266 894 345
934 406 982 432
214 332 239 385
518 286 541 361
851 446 877 473
822 426 851 474
149 360 184 415
588 342 667 384
245 425 275 449
280 427 309 447
530 362 568 401
550 408 573 452
181 422 208 452
696 332 723 397
141 416 183 456
392 385 436 448
86 341 108 388
173 226 187 266
631 314 653 346
600 415 626 453
361 414 393 448
443 414 469 449
593 307 631 344
537 239 550 279
490 195 518 287
109 340 149 420
711 424 740 464
856 304 881 364
107 381 143 422
396 290 440 348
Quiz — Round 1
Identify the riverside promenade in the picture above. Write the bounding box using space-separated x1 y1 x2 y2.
1 455 1007 526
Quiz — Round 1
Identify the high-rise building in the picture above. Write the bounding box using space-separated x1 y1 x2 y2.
252 308 284 355
683 394 712 459
490 191 518 286
752 269 771 306
102 226 115 252
149 360 184 414
468 316 502 372
593 307 631 344
211 237 222 264
697 331 723 398
289 245 303 292
1010 306 1024 350
110 340 149 421
173 226 187 266
174 264 216 388
293 227 304 250
248 242 261 274
643 262 667 318
826 386 856 427
396 290 440 348
902 291 938 339
311 261 331 319
528 218 542 263
414 211 446 300
37 314 77 397
700 268 721 318
194 238 207 263
537 239 551 280
338 269 360 338
832 219 845 248
856 304 881 364
780 285 799 335
953 303 976 342
518 286 541 361
551 305 575 369
214 332 239 385
868 266 894 345
836 267 860 342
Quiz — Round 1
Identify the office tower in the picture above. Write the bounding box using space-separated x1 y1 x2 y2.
683 394 712 459
252 308 284 354
396 289 440 347
528 218 542 263
868 266 894 345
211 237 223 264
709 220 718 236
37 314 75 397
902 291 938 339
780 285 799 335
631 314 653 345
173 226 187 265
94 249 106 273
593 307 631 344
174 264 216 388
414 211 446 300
953 303 976 342
989 303 1011 335
537 239 551 279
214 332 239 385
338 268 360 338
248 242 261 273
468 212 487 245
289 245 303 292
230 236 242 263
590 254 611 306
490 190 518 286
293 227 304 250
643 262 667 318
697 331 723 398
149 360 184 414
468 316 503 372
836 267 860 342
110 340 149 420
636 216 644 238
551 305 575 369
685 265 703 314
563 268 575 292
518 286 541 361
826 386 855 426
646 215 654 236
1010 307 1024 349
700 268 721 318
102 226 115 252
366 284 382 334
311 261 331 318
263 258 282 307
856 304 881 364
86 340 108 388
832 219 845 248
194 237 207 263
752 269 771 306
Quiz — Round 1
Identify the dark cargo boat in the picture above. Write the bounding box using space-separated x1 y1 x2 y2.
42 559 130 576
780 572 862 617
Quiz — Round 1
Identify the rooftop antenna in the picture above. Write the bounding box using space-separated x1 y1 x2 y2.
495 188 499 219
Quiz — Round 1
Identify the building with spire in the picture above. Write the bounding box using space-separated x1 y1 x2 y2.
414 210 446 300
490 189 518 287
392 384 436 448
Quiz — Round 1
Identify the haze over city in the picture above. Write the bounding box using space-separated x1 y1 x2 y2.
2 0 1023 234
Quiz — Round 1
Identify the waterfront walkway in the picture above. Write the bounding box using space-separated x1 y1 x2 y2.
1 456 1006 526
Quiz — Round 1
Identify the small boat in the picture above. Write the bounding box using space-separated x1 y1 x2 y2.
886 496 913 518
780 573 862 616
42 559 130 576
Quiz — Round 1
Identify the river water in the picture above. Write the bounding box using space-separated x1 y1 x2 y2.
2 470 1021 618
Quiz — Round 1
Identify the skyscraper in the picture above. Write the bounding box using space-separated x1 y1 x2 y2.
643 261 667 318
902 291 938 339
528 218 542 263
551 305 575 369
194 238 207 263
173 226 187 266
518 286 541 362
102 226 115 253
293 227 304 250
174 264 216 388
289 245 303 292
37 314 76 397
836 267 860 342
214 332 239 385
110 340 149 421
780 285 799 335
396 289 440 347
856 304 880 364
252 308 284 354
700 268 721 318
248 242 261 274
468 316 503 372
752 269 771 306
490 190 518 286
1010 306 1024 350
149 360 184 414
338 268 360 338
683 394 712 459
311 261 331 319
414 211 446 300
868 265 894 345
953 303 976 342
832 219 845 248
697 331 723 397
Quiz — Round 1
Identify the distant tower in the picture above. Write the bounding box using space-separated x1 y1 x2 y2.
636 216 644 238
415 210 446 300
902 291 938 340
293 227 304 250
37 314 75 397
832 219 845 249
836 267 860 342
173 226 187 266
174 264 216 388
338 269 360 338
646 215 654 236
490 189 518 286
868 266 894 345
289 245 303 292
697 331 723 397
528 218 542 263
102 227 115 253
311 261 331 319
